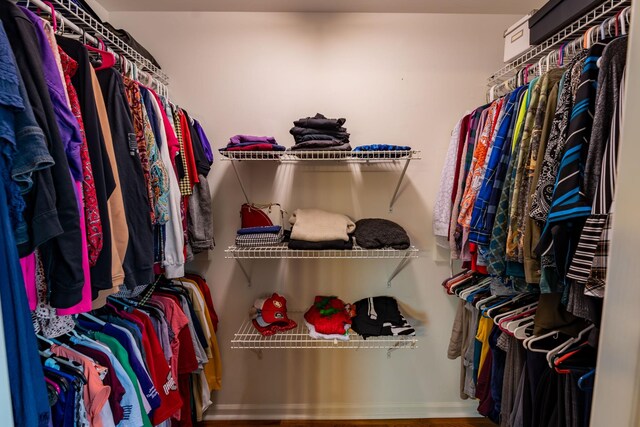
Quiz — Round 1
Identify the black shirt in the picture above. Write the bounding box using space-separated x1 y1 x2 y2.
97 68 154 289
0 2 84 308
56 36 116 297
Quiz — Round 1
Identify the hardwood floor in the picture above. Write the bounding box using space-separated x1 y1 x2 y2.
201 418 495 427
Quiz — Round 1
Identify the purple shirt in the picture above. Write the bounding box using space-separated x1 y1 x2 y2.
194 119 213 164
229 134 276 146
21 7 82 182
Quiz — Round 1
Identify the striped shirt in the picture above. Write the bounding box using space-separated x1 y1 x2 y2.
535 42 607 281
568 68 626 293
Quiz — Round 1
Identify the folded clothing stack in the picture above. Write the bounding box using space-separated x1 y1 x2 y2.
220 134 286 152
353 144 412 157
353 218 411 250
288 208 356 250
235 225 284 247
304 296 352 340
289 113 352 151
350 296 415 339
250 293 297 336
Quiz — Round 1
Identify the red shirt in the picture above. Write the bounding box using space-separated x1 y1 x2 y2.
131 309 183 424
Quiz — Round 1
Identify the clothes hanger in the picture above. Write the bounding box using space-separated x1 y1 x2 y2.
44 377 62 395
37 335 88 383
578 368 596 391
545 323 595 366
77 312 106 325
85 37 116 71
552 341 594 373
523 328 563 352
513 320 536 340
450 277 478 296
493 301 538 324
485 293 534 319
498 307 537 333
42 1 57 32
456 278 487 299
441 269 470 288
459 279 490 301
474 293 500 310
504 314 535 334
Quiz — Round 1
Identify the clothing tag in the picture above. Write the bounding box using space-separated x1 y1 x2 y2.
128 133 138 156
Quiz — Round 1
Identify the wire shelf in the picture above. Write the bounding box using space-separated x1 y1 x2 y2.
231 315 418 350
219 150 421 161
46 0 169 84
488 0 631 87
225 244 420 259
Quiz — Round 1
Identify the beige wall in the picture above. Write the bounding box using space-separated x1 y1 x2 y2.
109 11 517 419
591 2 640 426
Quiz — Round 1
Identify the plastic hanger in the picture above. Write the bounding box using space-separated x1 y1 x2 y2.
77 312 106 325
85 37 116 71
493 301 537 324
578 369 596 391
44 377 61 395
475 293 500 310
486 294 533 319
513 320 535 340
504 314 535 334
459 280 490 301
42 1 57 32
553 342 591 374
498 307 537 333
545 324 595 366
457 278 489 300
523 328 562 352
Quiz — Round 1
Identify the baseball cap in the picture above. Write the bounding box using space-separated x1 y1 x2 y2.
253 293 290 324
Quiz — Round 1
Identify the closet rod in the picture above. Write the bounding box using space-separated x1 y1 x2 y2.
488 4 631 100
20 0 169 90
488 0 631 87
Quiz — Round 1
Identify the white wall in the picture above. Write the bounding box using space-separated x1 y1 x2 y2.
110 11 517 419
591 2 640 426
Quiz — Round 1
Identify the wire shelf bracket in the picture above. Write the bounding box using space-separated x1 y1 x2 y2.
487 0 631 88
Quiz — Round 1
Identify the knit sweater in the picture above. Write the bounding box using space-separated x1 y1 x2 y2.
353 219 410 250
289 209 355 242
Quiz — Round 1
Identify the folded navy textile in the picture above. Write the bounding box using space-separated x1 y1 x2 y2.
288 237 354 250
353 144 412 151
237 225 282 235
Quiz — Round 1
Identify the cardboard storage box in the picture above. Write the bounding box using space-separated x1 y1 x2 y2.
504 12 537 62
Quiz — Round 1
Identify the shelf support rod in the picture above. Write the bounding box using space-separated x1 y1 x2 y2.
387 252 413 287
231 161 250 204
387 341 403 359
234 258 252 287
389 159 411 212
250 349 263 360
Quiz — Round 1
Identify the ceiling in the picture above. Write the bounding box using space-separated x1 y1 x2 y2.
97 0 544 14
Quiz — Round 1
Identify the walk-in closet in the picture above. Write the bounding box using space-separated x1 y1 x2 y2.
0 0 638 426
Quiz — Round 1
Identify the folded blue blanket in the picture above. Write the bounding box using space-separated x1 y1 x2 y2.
353 144 411 151
237 225 282 235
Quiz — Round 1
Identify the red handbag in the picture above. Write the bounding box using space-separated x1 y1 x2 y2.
240 203 283 228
